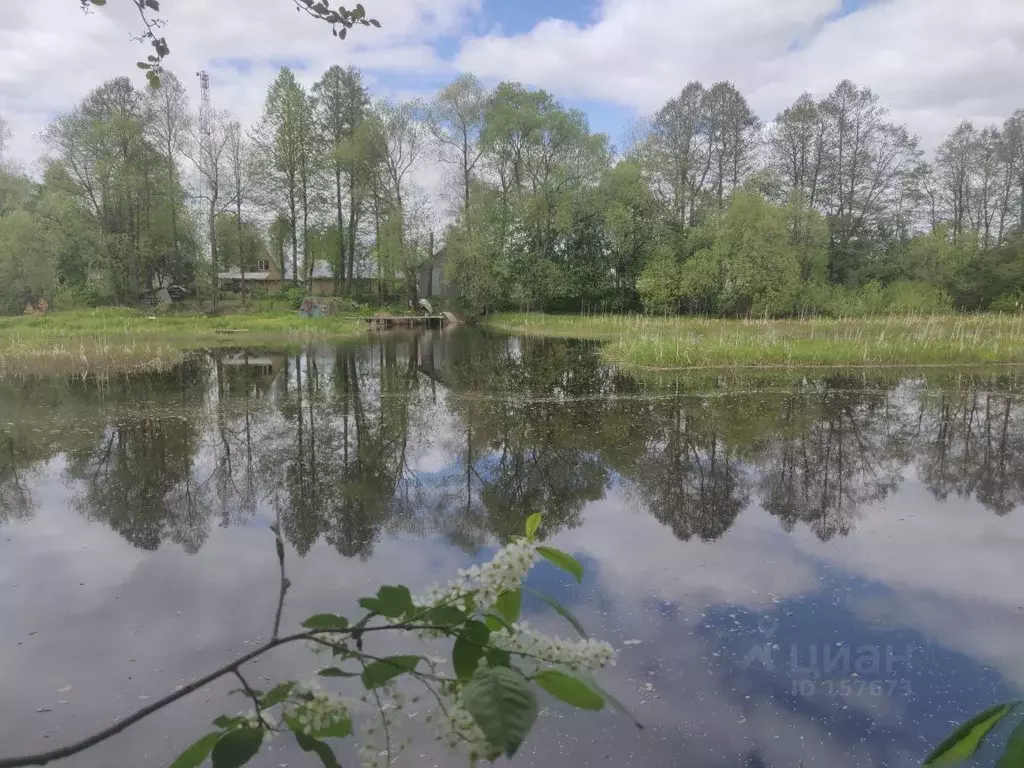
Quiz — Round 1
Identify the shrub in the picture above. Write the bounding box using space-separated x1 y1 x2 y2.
881 281 953 314
283 286 307 310
793 282 831 317
637 255 680 314
989 293 1024 313
49 282 110 311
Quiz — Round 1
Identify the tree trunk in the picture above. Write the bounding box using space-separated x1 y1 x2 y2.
209 196 219 312
347 160 357 293
289 191 299 286
335 167 345 295
236 191 246 306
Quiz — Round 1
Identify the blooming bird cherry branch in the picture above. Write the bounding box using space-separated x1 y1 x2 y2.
80 0 381 87
0 513 635 768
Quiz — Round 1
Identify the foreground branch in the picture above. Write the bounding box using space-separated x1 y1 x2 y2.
0 622 446 768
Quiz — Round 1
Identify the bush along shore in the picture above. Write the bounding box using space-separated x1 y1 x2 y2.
483 312 1024 369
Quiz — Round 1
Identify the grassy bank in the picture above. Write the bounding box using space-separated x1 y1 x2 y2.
485 312 1024 369
0 309 366 376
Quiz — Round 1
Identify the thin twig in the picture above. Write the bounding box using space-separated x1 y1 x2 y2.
232 669 267 728
361 659 393 767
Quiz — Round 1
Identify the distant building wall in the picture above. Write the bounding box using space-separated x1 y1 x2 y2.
418 249 456 299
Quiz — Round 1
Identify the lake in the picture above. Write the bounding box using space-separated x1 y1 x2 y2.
1 329 1022 767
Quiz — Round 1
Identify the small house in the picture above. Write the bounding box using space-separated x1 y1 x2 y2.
417 248 457 299
218 259 338 295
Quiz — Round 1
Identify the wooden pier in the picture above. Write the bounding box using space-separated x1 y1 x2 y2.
364 315 445 330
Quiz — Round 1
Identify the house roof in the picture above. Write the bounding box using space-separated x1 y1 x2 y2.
283 260 334 281
217 260 336 282
217 268 273 281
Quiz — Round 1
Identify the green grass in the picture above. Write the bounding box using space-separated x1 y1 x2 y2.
484 312 1024 369
0 308 367 376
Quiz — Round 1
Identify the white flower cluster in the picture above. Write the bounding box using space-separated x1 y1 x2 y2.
414 537 538 612
431 693 496 762
490 623 617 671
241 708 278 732
289 681 350 736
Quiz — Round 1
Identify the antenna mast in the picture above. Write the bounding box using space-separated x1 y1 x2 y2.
196 70 217 308
196 70 213 188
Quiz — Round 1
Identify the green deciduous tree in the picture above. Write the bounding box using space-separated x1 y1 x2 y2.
715 192 801 316
313 65 370 292
252 68 316 286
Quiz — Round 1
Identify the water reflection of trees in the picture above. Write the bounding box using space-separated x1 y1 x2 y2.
1 334 1023 554
914 388 1024 515
63 361 213 553
757 380 906 540
622 404 747 542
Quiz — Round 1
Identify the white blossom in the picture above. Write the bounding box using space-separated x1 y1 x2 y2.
241 708 278 732
490 622 617 671
429 691 497 762
413 537 539 612
288 685 349 736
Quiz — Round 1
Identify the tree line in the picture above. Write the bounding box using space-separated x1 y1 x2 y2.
2 72 1024 315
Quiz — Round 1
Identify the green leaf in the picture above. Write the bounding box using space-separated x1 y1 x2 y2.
361 655 420 689
486 647 512 668
169 732 220 768
260 682 295 708
495 589 522 624
211 725 263 768
302 614 349 630
925 704 1014 765
533 670 604 711
484 612 513 632
523 587 588 638
312 718 352 740
294 732 341 768
462 666 538 758
358 585 413 618
136 62 150 69
422 604 467 627
369 17 380 27
998 720 1024 768
579 673 644 730
536 546 584 583
525 513 542 539
317 666 358 678
212 715 243 729
453 620 491 680
89 0 107 5
144 0 160 10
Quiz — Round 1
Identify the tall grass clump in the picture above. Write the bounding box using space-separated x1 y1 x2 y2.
0 309 367 376
485 311 1024 369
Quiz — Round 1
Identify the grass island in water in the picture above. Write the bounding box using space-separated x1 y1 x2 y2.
484 312 1024 369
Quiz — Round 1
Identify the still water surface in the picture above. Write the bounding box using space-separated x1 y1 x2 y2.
1 329 1023 767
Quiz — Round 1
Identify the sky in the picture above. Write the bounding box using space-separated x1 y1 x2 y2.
2 0 1024 170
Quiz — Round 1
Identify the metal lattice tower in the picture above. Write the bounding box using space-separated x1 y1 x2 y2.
196 70 212 134
196 70 213 195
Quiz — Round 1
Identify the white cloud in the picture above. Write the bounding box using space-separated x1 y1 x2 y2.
456 0 1024 147
4 0 1024 174
792 476 1024 687
0 0 476 167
